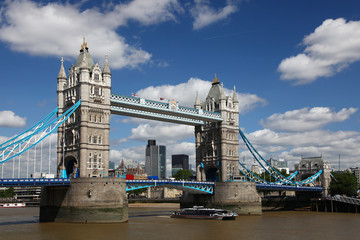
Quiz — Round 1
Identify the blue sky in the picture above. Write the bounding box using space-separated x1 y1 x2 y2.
0 0 359 177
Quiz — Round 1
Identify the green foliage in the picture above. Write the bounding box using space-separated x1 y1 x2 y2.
127 188 147 198
0 187 15 198
172 169 193 180
330 172 358 197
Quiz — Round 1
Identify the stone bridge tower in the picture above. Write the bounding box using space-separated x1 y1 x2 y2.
56 39 111 178
195 75 239 182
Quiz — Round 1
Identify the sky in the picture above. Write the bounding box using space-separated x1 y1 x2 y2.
0 0 359 177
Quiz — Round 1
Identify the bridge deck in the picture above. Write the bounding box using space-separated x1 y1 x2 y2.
110 94 223 126
0 178 323 193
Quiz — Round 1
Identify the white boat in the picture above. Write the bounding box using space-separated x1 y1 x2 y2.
171 206 238 220
0 202 26 208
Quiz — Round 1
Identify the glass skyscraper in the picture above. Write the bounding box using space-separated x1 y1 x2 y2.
145 140 166 178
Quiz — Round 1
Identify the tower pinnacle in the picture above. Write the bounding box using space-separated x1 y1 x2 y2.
212 73 219 85
80 37 88 51
233 86 239 103
103 53 111 75
57 57 67 79
195 90 201 106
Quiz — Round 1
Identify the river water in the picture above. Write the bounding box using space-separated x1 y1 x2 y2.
1 204 360 240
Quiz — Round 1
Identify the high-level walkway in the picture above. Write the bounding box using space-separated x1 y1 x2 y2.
110 94 223 126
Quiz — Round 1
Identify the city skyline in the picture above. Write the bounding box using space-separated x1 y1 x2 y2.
0 0 359 177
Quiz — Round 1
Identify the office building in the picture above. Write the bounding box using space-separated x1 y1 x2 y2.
145 140 166 178
172 154 189 176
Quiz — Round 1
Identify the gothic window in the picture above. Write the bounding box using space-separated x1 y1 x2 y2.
99 115 102 123
94 73 100 82
93 136 97 144
89 115 92 122
88 153 92 169
94 87 99 96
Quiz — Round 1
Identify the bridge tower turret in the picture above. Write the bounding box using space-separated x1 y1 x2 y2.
195 75 240 182
56 38 111 178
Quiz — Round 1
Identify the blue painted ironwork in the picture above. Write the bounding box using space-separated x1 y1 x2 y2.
0 178 70 187
239 128 323 186
239 161 271 184
297 170 323 185
273 171 298 184
0 178 324 192
60 169 67 179
110 93 222 126
239 128 293 184
126 179 214 194
256 183 323 192
0 100 81 165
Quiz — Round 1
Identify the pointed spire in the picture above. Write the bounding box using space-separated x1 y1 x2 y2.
120 159 125 168
80 37 88 51
233 85 239 103
57 57 67 79
212 73 219 85
195 90 201 106
219 83 226 100
103 53 111 75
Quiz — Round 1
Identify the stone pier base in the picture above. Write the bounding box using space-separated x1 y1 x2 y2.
181 181 262 215
40 178 128 223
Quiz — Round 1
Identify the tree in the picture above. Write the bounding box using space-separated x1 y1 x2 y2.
0 187 15 198
173 169 193 180
127 188 147 198
330 172 358 197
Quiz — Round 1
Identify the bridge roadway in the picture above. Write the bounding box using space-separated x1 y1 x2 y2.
0 178 323 194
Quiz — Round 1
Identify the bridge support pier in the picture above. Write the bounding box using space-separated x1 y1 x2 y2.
180 182 262 215
40 178 128 223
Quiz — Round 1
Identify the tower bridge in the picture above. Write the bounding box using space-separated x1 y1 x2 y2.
0 39 327 223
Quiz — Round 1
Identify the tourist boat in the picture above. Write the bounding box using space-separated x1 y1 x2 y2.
0 202 26 208
171 206 238 220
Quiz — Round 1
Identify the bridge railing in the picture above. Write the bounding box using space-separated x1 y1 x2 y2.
0 178 70 186
110 93 222 122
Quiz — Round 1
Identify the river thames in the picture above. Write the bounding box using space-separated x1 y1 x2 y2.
1 203 360 240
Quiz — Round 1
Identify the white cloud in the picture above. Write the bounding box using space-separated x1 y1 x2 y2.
110 146 145 165
110 141 196 177
261 107 358 132
135 77 266 113
191 0 239 30
0 136 8 144
240 128 360 170
0 110 26 127
129 122 194 142
0 0 182 69
278 18 360 84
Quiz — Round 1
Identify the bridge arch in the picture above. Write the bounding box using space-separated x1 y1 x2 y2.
65 156 78 178
206 167 219 182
